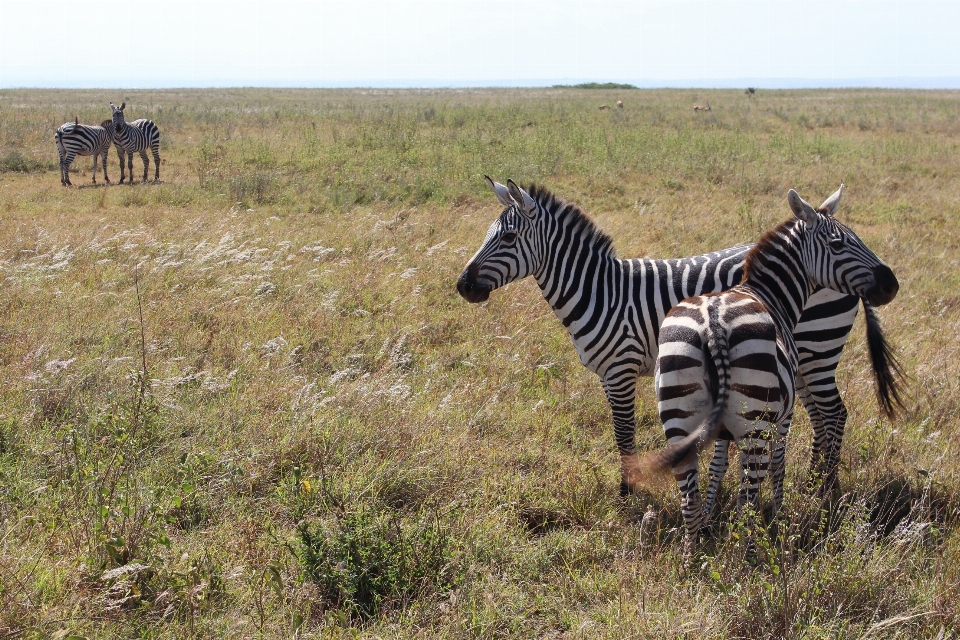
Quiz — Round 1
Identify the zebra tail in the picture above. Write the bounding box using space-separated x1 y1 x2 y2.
864 300 907 417
638 302 731 480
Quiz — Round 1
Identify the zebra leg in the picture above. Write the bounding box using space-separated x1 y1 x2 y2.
736 435 771 561
152 146 160 181
675 465 705 562
795 289 859 495
102 150 111 183
127 152 134 184
62 153 75 186
703 438 732 520
603 368 640 496
91 153 99 184
139 150 149 183
797 372 847 495
58 147 67 185
117 148 126 184
796 378 827 482
769 411 793 516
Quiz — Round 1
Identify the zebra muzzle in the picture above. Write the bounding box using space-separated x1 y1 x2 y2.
865 264 899 306
456 270 491 303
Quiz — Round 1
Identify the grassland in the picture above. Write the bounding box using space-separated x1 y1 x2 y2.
0 87 958 638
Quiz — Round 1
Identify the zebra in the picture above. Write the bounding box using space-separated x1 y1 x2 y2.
55 117 114 186
635 185 898 558
456 178 903 498
109 102 161 184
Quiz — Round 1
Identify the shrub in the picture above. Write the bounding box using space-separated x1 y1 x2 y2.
295 507 457 621
0 149 52 173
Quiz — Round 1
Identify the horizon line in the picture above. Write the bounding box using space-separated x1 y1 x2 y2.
4 77 960 91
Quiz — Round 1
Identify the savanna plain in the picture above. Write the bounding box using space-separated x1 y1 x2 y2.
0 88 959 639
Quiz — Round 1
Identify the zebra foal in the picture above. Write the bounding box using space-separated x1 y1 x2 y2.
55 118 114 186
637 185 898 558
109 102 161 184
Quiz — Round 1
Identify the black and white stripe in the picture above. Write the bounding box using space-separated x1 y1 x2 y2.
642 185 898 558
457 179 903 499
55 118 113 186
109 102 161 184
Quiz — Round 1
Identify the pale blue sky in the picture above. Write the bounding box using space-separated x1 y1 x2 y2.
2 0 958 88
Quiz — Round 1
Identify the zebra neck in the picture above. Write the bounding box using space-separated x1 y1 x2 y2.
535 236 620 319
741 240 810 332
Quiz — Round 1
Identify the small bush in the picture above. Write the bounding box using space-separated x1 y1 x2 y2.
229 171 277 205
0 149 52 173
295 507 457 621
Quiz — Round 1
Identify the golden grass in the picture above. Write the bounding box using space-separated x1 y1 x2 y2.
0 87 958 638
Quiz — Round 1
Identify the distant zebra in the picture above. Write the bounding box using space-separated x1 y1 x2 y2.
638 185 898 558
457 179 903 498
109 102 161 183
55 117 113 186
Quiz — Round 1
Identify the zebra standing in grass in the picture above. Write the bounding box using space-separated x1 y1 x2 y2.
638 186 898 558
109 102 161 184
55 118 114 186
457 178 903 497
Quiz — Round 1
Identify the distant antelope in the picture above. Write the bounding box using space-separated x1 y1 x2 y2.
55 117 113 186
693 103 711 112
616 101 623 109
598 104 610 110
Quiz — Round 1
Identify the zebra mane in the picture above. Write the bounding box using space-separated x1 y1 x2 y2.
740 217 800 283
527 184 616 258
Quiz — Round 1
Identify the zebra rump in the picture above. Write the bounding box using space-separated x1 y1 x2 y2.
630 301 733 484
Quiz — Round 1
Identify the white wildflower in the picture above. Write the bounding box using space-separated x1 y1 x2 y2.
260 336 287 357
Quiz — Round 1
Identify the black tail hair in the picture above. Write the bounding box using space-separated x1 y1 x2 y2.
864 301 906 417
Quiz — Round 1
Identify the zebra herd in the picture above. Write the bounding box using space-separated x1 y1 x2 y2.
457 178 902 560
55 102 161 186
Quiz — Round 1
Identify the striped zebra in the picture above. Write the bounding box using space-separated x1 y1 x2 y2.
636 185 898 558
55 118 114 186
109 102 161 184
456 178 903 498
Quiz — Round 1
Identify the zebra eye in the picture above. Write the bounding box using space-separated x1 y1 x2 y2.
828 237 845 251
501 230 518 244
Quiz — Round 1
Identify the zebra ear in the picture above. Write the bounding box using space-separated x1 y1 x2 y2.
788 189 819 225
485 175 514 208
817 184 844 217
506 180 536 215
120 102 125 111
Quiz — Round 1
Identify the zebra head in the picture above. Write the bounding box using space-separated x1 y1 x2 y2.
109 102 126 134
788 185 899 306
457 177 543 303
